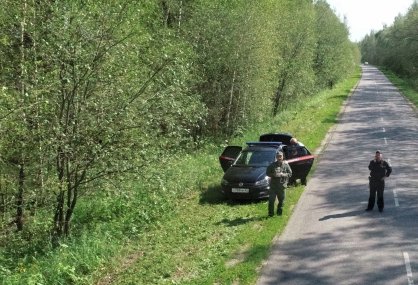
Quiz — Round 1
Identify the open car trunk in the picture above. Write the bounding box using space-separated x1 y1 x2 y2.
259 133 293 145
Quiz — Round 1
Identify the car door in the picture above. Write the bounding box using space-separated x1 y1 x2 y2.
219 146 242 172
284 146 315 183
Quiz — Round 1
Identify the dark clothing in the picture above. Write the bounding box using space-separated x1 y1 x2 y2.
266 161 292 216
368 179 385 210
367 159 392 210
268 188 285 216
369 159 392 181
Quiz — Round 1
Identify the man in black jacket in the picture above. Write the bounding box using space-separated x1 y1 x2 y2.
366 150 392 212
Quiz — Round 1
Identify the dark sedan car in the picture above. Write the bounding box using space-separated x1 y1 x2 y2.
219 133 314 199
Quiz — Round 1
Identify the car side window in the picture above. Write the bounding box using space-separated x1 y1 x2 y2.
299 146 308 156
235 152 251 165
285 146 307 158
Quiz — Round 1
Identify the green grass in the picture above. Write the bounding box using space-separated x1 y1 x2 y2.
0 68 362 285
379 68 418 107
98 164 306 285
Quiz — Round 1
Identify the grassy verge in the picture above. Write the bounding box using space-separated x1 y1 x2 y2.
0 68 362 285
379 68 418 107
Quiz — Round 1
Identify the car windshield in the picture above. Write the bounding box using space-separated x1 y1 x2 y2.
234 150 275 167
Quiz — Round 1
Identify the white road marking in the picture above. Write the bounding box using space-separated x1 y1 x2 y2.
393 190 399 207
403 252 414 285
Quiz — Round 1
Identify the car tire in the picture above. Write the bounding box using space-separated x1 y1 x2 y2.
301 177 307 185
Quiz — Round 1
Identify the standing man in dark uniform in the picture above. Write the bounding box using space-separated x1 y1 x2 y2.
266 151 292 216
366 150 392 212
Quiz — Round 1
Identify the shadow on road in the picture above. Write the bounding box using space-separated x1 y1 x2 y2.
318 209 365 221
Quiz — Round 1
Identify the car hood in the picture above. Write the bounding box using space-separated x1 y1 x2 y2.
223 165 266 183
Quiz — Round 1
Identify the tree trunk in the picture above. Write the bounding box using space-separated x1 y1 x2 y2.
0 194 4 219
273 77 286 116
225 70 236 133
53 190 65 237
53 179 80 237
53 147 81 237
53 147 66 239
64 184 77 236
15 0 28 232
178 0 182 29
16 164 25 231
0 177 4 217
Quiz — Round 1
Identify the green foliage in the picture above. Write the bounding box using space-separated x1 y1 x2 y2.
360 2 418 82
186 0 358 132
185 0 265 135
0 0 206 238
271 0 317 114
314 0 358 89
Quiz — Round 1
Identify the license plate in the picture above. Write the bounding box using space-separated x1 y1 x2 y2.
232 188 249 193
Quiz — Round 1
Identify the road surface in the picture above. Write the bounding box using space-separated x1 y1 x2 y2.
257 65 418 285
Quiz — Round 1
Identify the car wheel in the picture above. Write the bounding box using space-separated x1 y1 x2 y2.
301 177 307 185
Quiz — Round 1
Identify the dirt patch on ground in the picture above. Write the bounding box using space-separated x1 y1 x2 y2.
96 251 144 285
225 244 251 268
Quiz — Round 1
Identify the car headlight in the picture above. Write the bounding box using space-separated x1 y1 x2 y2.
221 178 229 186
255 176 270 186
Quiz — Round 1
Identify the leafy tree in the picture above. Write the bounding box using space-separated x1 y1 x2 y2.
0 0 206 238
185 0 255 135
314 0 354 89
272 0 317 115
359 2 418 84
0 0 44 232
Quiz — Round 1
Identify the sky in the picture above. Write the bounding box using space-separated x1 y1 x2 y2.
325 0 415 42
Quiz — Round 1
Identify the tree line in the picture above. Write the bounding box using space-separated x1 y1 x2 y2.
0 0 358 240
360 1 418 85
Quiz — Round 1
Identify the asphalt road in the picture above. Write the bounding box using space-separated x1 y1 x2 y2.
257 65 418 285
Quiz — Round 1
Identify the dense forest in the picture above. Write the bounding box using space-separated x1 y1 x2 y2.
0 0 359 283
360 1 418 86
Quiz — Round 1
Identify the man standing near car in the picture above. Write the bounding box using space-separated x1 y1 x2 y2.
266 151 292 216
366 150 392 212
